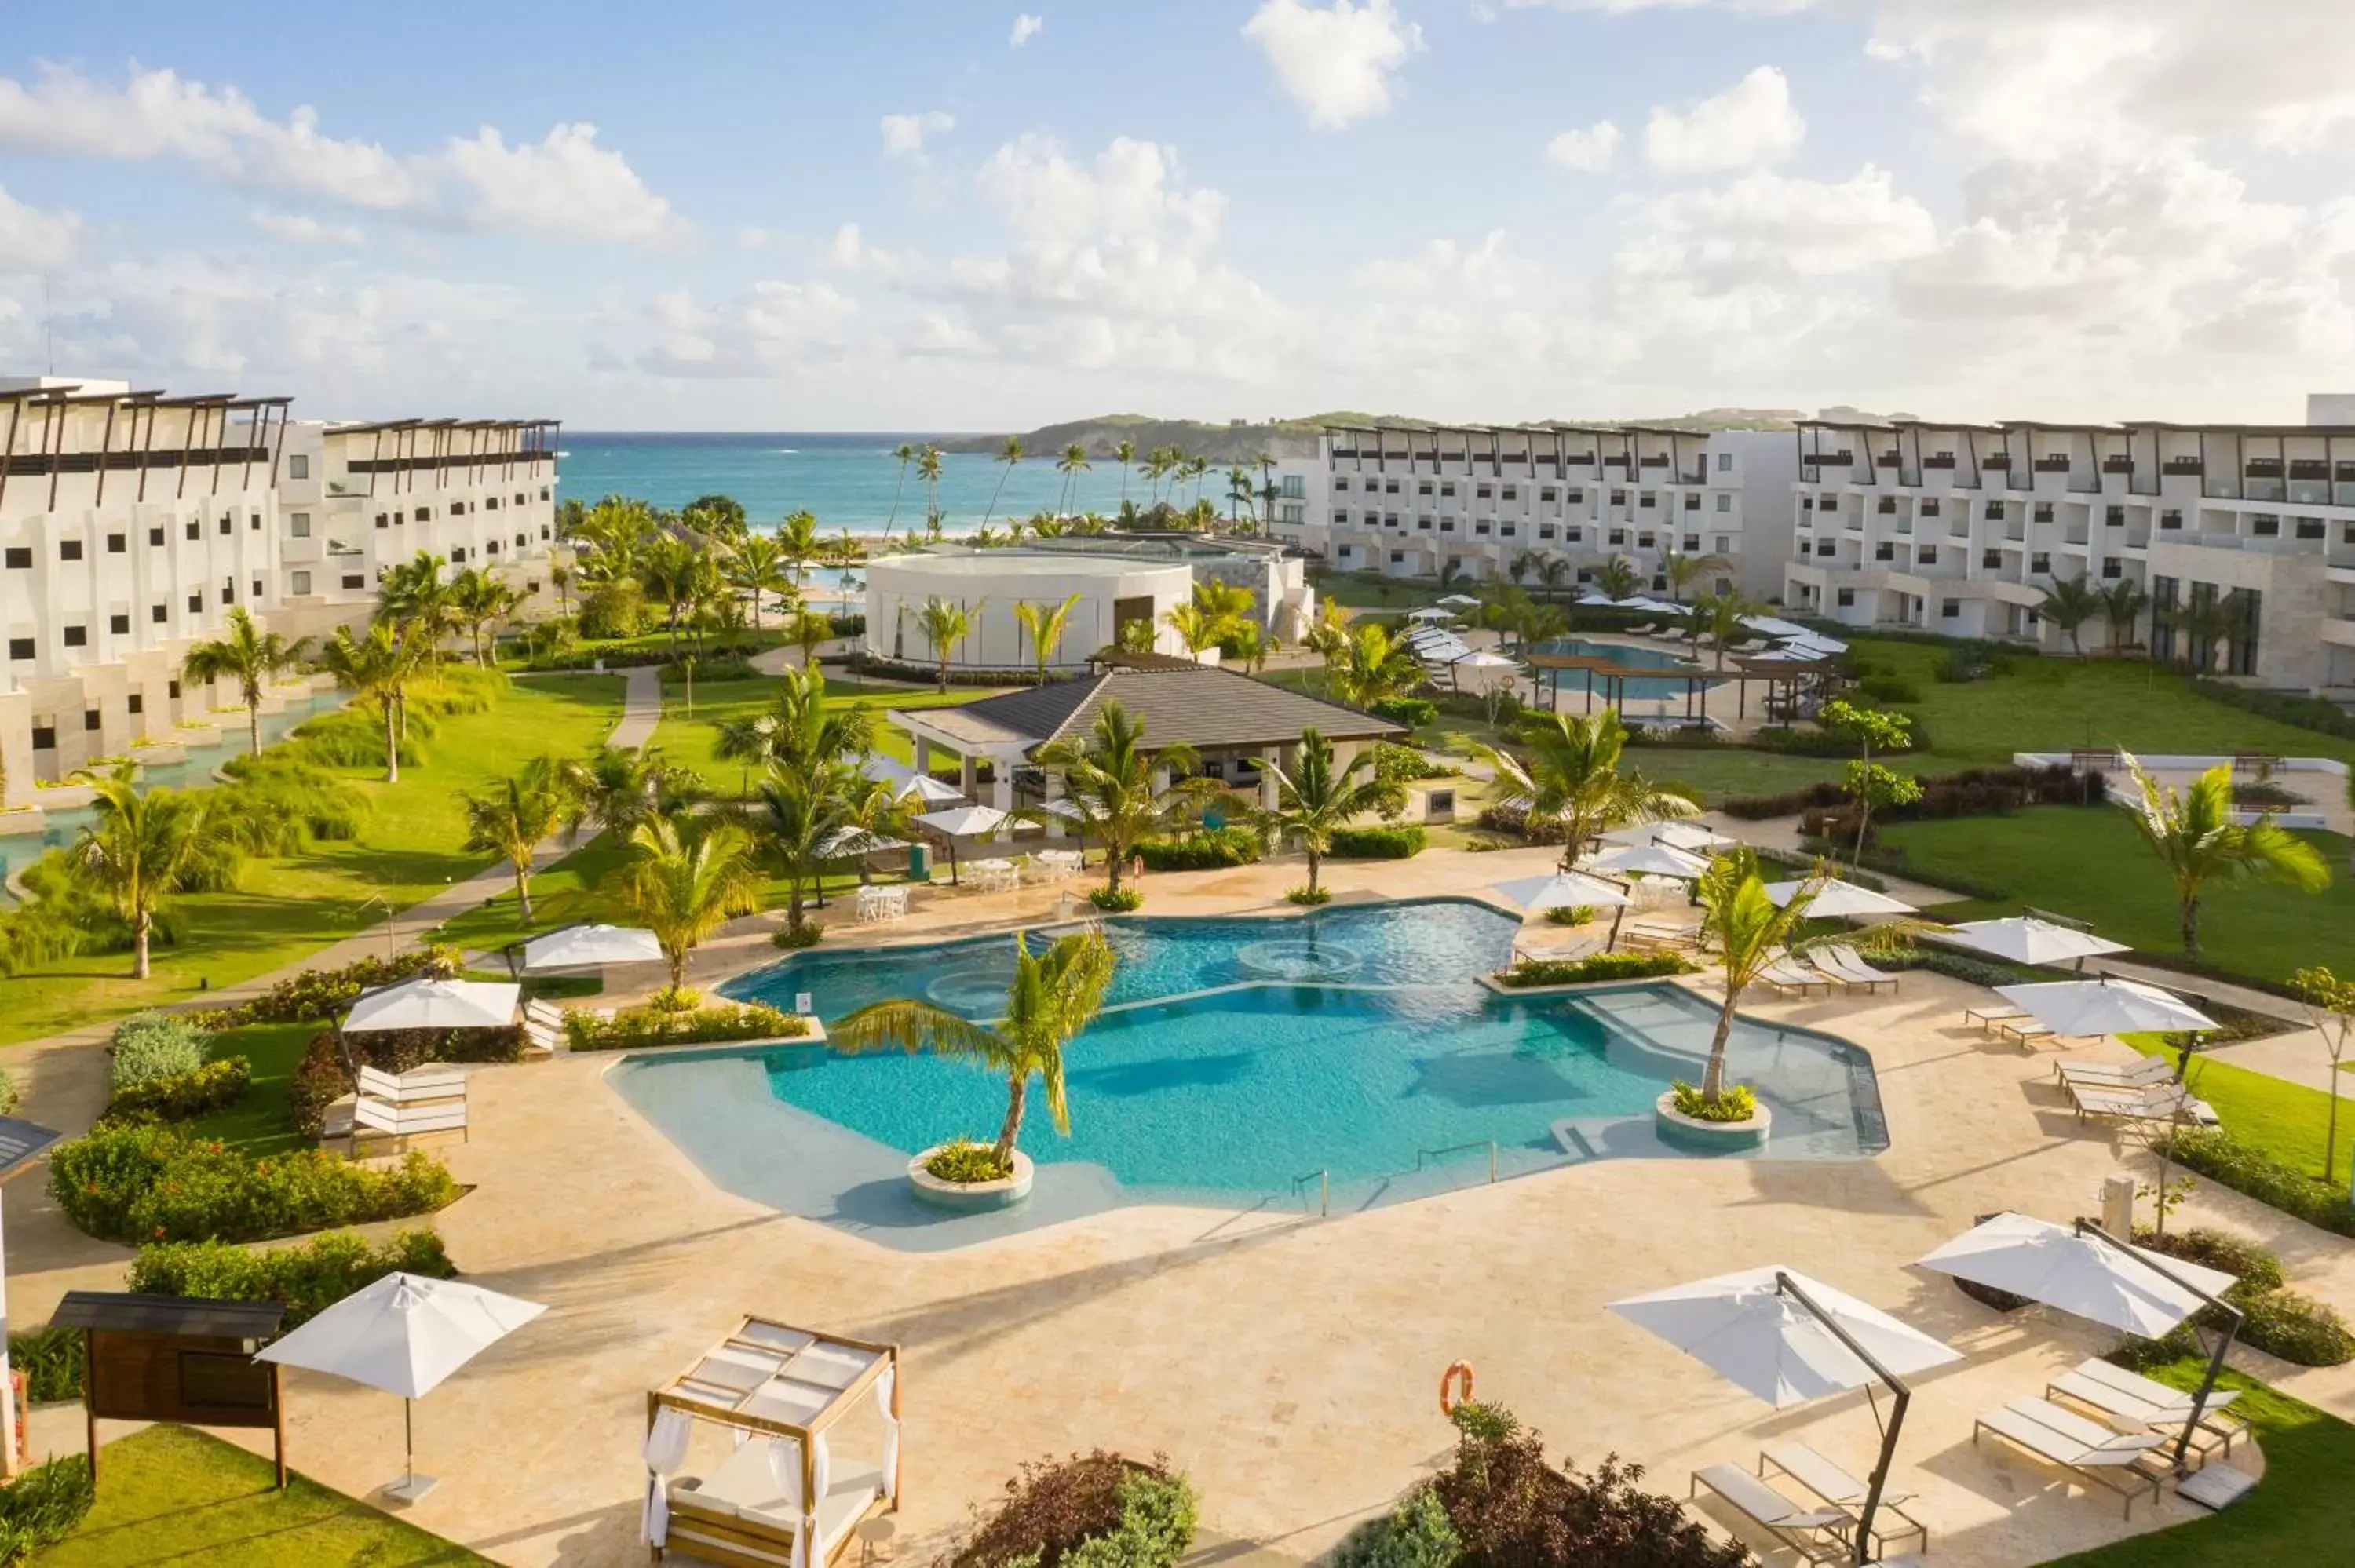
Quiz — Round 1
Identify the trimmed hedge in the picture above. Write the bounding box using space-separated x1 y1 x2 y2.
1497 951 1697 987
1136 826 1264 871
1722 764 2097 824
126 1228 455 1329
100 1057 252 1126
2192 678 2355 741
49 1123 460 1245
2154 1128 2355 1238
564 1001 805 1052
1089 886 1144 913
192 945 460 1030
1330 824 1426 859
110 1012 211 1089
1370 696 1437 728
2123 1227 2353 1367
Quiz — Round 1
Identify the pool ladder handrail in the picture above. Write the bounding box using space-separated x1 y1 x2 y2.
1292 1169 1329 1218
1416 1138 1499 1185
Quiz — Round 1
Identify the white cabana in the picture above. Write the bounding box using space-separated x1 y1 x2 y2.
343 977 520 1035
1610 1266 1959 1561
1586 841 1711 880
1764 877 1919 918
255 1272 544 1502
1918 1212 2244 1468
519 923 663 973
1938 917 2129 969
1993 977 2218 1038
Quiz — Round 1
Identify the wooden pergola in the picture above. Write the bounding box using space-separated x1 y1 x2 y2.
644 1317 902 1568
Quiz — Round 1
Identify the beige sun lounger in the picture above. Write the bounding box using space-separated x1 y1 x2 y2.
1759 1442 1926 1558
1689 1464 1853 1564
1965 1004 2028 1033
2068 1081 2212 1127
2047 1364 2247 1462
1758 955 1835 997
1999 1017 2057 1049
1813 946 1899 994
1972 1398 2171 1515
2054 1055 2174 1088
355 1063 466 1106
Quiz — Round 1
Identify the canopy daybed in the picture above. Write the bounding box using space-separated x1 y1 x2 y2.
643 1317 902 1568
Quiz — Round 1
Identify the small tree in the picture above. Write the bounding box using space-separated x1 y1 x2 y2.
1821 698 1918 862
622 817 763 991
1256 728 1400 896
460 765 569 924
916 596 976 692
2292 965 2355 1195
1473 707 1696 871
2120 756 2330 954
70 764 239 979
1013 592 1083 686
1036 702 1223 895
180 607 309 757
2101 579 2149 655
2037 574 2102 658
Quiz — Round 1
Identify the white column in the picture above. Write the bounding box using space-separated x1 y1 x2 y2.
913 736 932 774
990 764 1013 841
959 753 977 798
1259 746 1281 811
1045 770 1068 840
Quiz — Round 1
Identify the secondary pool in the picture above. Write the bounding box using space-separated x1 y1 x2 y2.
608 900 1890 1249
1532 637 1719 702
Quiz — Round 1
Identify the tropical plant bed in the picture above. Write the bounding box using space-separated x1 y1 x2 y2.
909 1143 1035 1211
563 999 807 1052
945 1451 1197 1568
1488 951 1698 990
48 1122 459 1245
1654 1090 1770 1150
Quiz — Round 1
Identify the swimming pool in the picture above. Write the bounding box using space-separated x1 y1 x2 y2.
1532 637 1718 702
608 900 1889 1249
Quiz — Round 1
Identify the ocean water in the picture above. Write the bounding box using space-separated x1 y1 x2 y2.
559 432 1199 538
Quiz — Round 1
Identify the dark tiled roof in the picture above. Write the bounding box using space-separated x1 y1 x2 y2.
956 667 1408 753
53 1290 287 1338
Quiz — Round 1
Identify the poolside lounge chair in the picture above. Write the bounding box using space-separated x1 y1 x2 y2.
1759 1442 1927 1559
2054 1056 2174 1090
2050 1358 2248 1459
1999 1017 2057 1050
520 1016 568 1058
525 997 568 1030
355 1063 466 1106
1757 954 1835 997
352 1069 468 1152
1620 920 1693 951
1688 1464 1853 1564
1813 946 1900 994
1963 1004 2027 1034
2068 1080 2214 1127
1972 1397 2171 1515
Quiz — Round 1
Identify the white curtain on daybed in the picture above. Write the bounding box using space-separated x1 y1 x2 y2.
874 1364 900 1502
641 1406 693 1546
763 1435 809 1568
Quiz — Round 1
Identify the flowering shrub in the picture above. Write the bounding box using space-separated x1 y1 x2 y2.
563 1000 804 1052
47 1123 458 1245
100 1057 252 1125
127 1229 454 1328
190 945 461 1029
284 1023 522 1140
110 1012 211 1089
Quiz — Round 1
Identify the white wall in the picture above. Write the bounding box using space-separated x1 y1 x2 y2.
864 556 1195 669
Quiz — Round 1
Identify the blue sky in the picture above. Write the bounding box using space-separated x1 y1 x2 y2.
2 2 2352 429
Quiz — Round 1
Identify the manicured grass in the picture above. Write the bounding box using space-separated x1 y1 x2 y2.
187 1022 319 1156
1873 808 2352 984
2040 1364 2352 1567
0 674 626 1048
1850 640 2355 768
39 1423 493 1567
2120 1032 2355 1195
654 676 1010 800
1624 749 1851 808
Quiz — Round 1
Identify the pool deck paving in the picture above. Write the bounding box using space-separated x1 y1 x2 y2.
9 839 2355 1568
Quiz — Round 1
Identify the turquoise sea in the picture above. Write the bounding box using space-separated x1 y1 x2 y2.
558 432 1190 538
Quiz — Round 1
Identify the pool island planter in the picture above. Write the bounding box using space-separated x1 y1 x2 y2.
1653 1092 1772 1150
908 1146 1035 1212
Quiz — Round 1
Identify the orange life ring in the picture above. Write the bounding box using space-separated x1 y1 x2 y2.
1439 1361 1476 1417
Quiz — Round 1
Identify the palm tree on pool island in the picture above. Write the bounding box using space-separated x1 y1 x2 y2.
834 928 1117 1174
1475 706 1696 870
178 606 309 757
2120 755 2329 954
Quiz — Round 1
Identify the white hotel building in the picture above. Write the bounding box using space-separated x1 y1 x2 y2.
1784 395 2355 696
0 376 559 800
1271 424 1800 600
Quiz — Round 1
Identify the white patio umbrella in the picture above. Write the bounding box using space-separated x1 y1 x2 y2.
1764 877 1919 917
816 826 911 861
1938 917 2129 970
1740 615 1813 639
1492 871 1633 913
860 754 966 805
915 803 1013 886
1586 841 1712 880
1918 1212 2244 1468
519 923 662 973
255 1272 545 1502
343 977 520 1034
1993 977 2218 1037
1405 607 1456 623
1437 593 1483 607
1611 1266 1959 1563
1597 819 1737 854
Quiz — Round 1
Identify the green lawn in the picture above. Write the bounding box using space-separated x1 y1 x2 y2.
1874 808 2352 984
653 676 1010 800
0 674 626 1048
37 1424 492 1566
187 1023 319 1156
2040 1364 2351 1567
2120 1032 2355 1195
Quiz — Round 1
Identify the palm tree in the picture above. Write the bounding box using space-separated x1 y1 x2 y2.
179 607 308 756
1257 728 1397 895
2101 579 2150 655
1036 702 1221 895
790 607 834 669
727 534 794 630
2162 593 2246 673
2037 574 2103 658
1659 550 1729 605
461 767 568 924
917 447 944 532
448 567 524 665
1186 455 1212 510
1228 621 1272 675
716 662 874 775
771 510 820 593
376 550 458 658
1142 447 1174 504
552 743 703 842
319 622 417 782
69 763 237 979
980 436 1024 530
915 596 976 692
1116 439 1137 508
1054 443 1091 517
1475 706 1697 870
888 443 916 531
1695 589 1756 670
623 816 763 991
1226 465 1255 527
1535 556 1575 604
1324 622 1423 710
1592 556 1641 603
1692 851 1816 1104
1013 592 1083 685
2120 756 2330 954
1163 601 1225 657
834 929 1116 1170
754 761 854 936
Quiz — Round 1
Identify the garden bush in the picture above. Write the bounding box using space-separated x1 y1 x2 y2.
924 1138 1013 1184
2235 1289 2355 1366
1136 826 1264 871
193 945 460 1029
1497 952 1696 987
100 1056 252 1125
2152 1129 2355 1238
48 1123 459 1245
659 653 757 684
1370 696 1438 728
126 1228 455 1328
7 1323 82 1403
2134 1227 2287 1293
947 1452 1196 1568
287 707 427 769
1088 887 1143 913
1287 884 1334 906
1331 824 1426 859
1332 1486 1462 1568
1474 804 1567 845
1670 1081 1758 1122
109 1011 211 1089
564 1000 804 1052
1883 949 2041 990
2191 678 2355 742
771 923 825 950
828 612 866 638
1543 904 1599 927
0 1453 93 1566
2116 1227 2353 1368
1724 764 2096 826
1374 742 1459 784
1858 674 1922 704
0 1067 19 1117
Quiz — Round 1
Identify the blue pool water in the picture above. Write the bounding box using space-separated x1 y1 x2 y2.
1532 637 1719 701
611 900 1889 1249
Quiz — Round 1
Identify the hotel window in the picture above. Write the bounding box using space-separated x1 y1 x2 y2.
1816 539 1836 556
1713 536 1731 554
1540 487 1557 502
1334 478 1349 491
83 709 100 731
252 576 264 599
55 538 82 562
1716 494 1732 512
1836 589 1855 607
376 514 390 530
1539 525 1557 541
1474 521 1492 536
1440 483 1456 498
1334 545 1354 562
1281 476 1305 499
342 574 366 589
2162 510 2183 530
1685 494 1702 512
1565 528 1583 544
149 527 166 547
292 571 312 596
107 533 125 553
109 614 129 635
1364 512 1381 527
1500 523 1517 538
1984 550 2004 570
1985 504 2005 521
128 695 142 715
167 679 181 699
515 533 528 549
2252 515 2280 536
217 516 232 535
1638 532 1655 549
2031 552 2050 574
1919 545 1939 564
2106 506 2126 526
1439 520 1455 534
1920 499 1940 516
1610 491 1626 506
250 514 261 531
1332 511 1348 526
2 548 27 569
29 726 53 750
1941 600 1960 619
1875 542 1896 561
1502 486 1517 501
539 488 550 501
290 513 311 538
221 580 236 605
1639 493 1656 509
1566 489 1583 504
185 521 201 541
1388 551 1404 566
6 638 31 660
1718 452 1732 472
2034 504 2054 524
2295 517 2324 539
63 625 86 648
2102 559 2123 579
1418 482 1433 496
1383 481 1398 494
187 593 203 613
288 454 309 479
1417 517 1433 532
1608 530 1626 546
1682 535 1700 552
152 604 167 624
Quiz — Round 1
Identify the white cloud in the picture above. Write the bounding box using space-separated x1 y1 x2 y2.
248 210 363 246
824 221 911 276
1010 13 1045 47
638 279 858 377
739 226 770 249
1506 0 1819 13
1242 0 1424 129
1545 120 1622 173
880 111 955 159
1357 232 1539 301
1645 66 1805 172
438 122 678 243
0 185 82 271
973 134 1225 246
